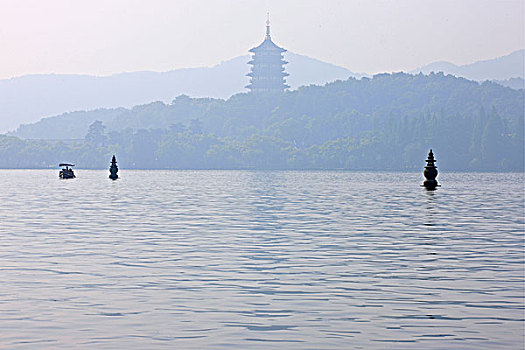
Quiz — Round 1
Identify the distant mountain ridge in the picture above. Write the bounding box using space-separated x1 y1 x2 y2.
0 52 355 133
411 49 524 85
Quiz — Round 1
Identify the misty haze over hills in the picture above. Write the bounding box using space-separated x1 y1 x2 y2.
2 49 524 134
0 52 355 133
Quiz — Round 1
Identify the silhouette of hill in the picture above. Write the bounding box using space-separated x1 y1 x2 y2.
0 52 354 133
412 49 524 84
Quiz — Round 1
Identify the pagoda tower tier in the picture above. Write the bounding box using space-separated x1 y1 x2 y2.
246 14 289 92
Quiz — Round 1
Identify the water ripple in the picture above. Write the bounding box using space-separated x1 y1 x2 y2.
0 170 523 349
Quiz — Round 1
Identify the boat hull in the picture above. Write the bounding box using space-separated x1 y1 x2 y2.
59 171 75 179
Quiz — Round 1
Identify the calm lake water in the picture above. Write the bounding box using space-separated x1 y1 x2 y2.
0 170 523 349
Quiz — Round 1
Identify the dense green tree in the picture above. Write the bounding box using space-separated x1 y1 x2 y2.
85 120 107 147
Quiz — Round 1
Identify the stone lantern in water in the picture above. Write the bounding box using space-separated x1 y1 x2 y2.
109 155 118 180
423 149 439 190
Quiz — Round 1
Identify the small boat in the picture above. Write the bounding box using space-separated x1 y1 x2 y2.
59 163 76 179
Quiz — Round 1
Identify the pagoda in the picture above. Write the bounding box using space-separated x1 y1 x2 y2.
246 14 289 92
422 149 439 190
109 155 118 180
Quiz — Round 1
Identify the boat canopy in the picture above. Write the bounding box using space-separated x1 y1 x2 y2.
59 163 75 167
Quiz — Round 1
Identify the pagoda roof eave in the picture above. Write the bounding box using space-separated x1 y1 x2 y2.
249 37 286 53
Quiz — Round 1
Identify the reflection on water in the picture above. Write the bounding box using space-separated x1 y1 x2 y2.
0 170 523 349
424 190 437 227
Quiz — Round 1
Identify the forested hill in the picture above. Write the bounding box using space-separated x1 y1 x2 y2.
2 72 524 171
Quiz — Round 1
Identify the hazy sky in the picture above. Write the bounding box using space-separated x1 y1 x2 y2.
0 0 523 79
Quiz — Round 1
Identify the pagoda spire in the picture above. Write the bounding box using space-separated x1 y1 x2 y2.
265 12 271 39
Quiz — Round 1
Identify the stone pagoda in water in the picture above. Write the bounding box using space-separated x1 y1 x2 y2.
109 155 118 180
423 149 439 190
246 14 289 93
